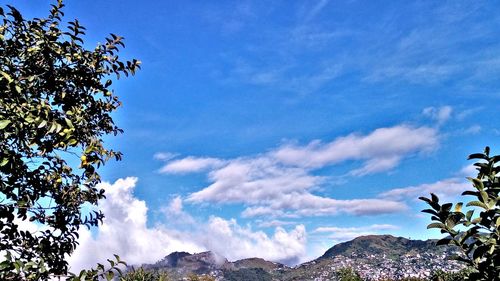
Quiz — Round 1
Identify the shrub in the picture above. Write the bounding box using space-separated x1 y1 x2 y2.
420 147 500 280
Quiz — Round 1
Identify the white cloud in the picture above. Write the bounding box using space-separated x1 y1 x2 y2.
463 125 481 135
379 178 469 202
242 193 407 218
159 125 436 218
68 178 309 271
161 196 195 225
272 125 438 170
201 217 307 265
349 156 401 176
302 0 330 22
185 157 407 217
159 157 225 174
422 106 453 125
314 224 399 233
459 164 478 177
68 178 202 272
257 219 297 228
168 196 183 214
153 152 178 161
188 157 323 204
312 224 400 243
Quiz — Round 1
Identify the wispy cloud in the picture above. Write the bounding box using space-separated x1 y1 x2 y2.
153 152 178 161
312 224 400 243
301 0 330 23
240 194 406 218
218 1 500 94
422 106 453 126
379 178 469 202
272 125 438 170
158 124 438 218
159 157 225 174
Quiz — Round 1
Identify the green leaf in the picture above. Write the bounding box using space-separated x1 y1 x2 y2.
422 209 438 216
427 222 446 229
106 271 114 281
436 238 452 246
462 190 478 196
465 210 474 221
0 120 11 129
478 190 488 203
441 203 452 212
454 202 463 213
0 260 11 271
419 196 432 204
466 201 488 210
0 71 13 83
431 193 439 203
468 153 487 160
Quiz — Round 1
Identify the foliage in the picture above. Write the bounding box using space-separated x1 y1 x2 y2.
430 268 473 281
419 146 500 280
336 267 362 281
67 255 127 281
0 0 140 279
119 267 171 281
223 268 273 281
186 273 216 281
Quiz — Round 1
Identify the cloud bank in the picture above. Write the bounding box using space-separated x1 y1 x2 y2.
68 178 308 271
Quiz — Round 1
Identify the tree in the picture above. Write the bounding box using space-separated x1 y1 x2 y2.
420 147 500 281
0 1 140 279
120 267 171 281
336 267 362 281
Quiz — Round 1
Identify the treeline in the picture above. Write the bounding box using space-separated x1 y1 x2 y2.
116 266 471 281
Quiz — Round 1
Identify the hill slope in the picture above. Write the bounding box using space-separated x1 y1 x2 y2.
139 235 464 281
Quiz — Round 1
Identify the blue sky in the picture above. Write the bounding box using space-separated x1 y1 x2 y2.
7 0 500 269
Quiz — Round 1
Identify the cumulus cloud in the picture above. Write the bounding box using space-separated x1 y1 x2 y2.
159 124 438 218
68 178 202 272
202 217 306 265
68 178 308 271
161 196 196 225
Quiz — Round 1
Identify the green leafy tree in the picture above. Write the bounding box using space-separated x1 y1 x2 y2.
336 267 362 281
119 267 171 281
420 147 500 281
186 273 216 281
430 268 474 281
0 0 140 279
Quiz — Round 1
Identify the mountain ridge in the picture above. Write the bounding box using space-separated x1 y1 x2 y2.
139 234 464 280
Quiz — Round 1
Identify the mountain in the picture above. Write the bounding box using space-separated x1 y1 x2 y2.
320 235 442 259
287 235 464 280
144 251 228 276
138 235 465 281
